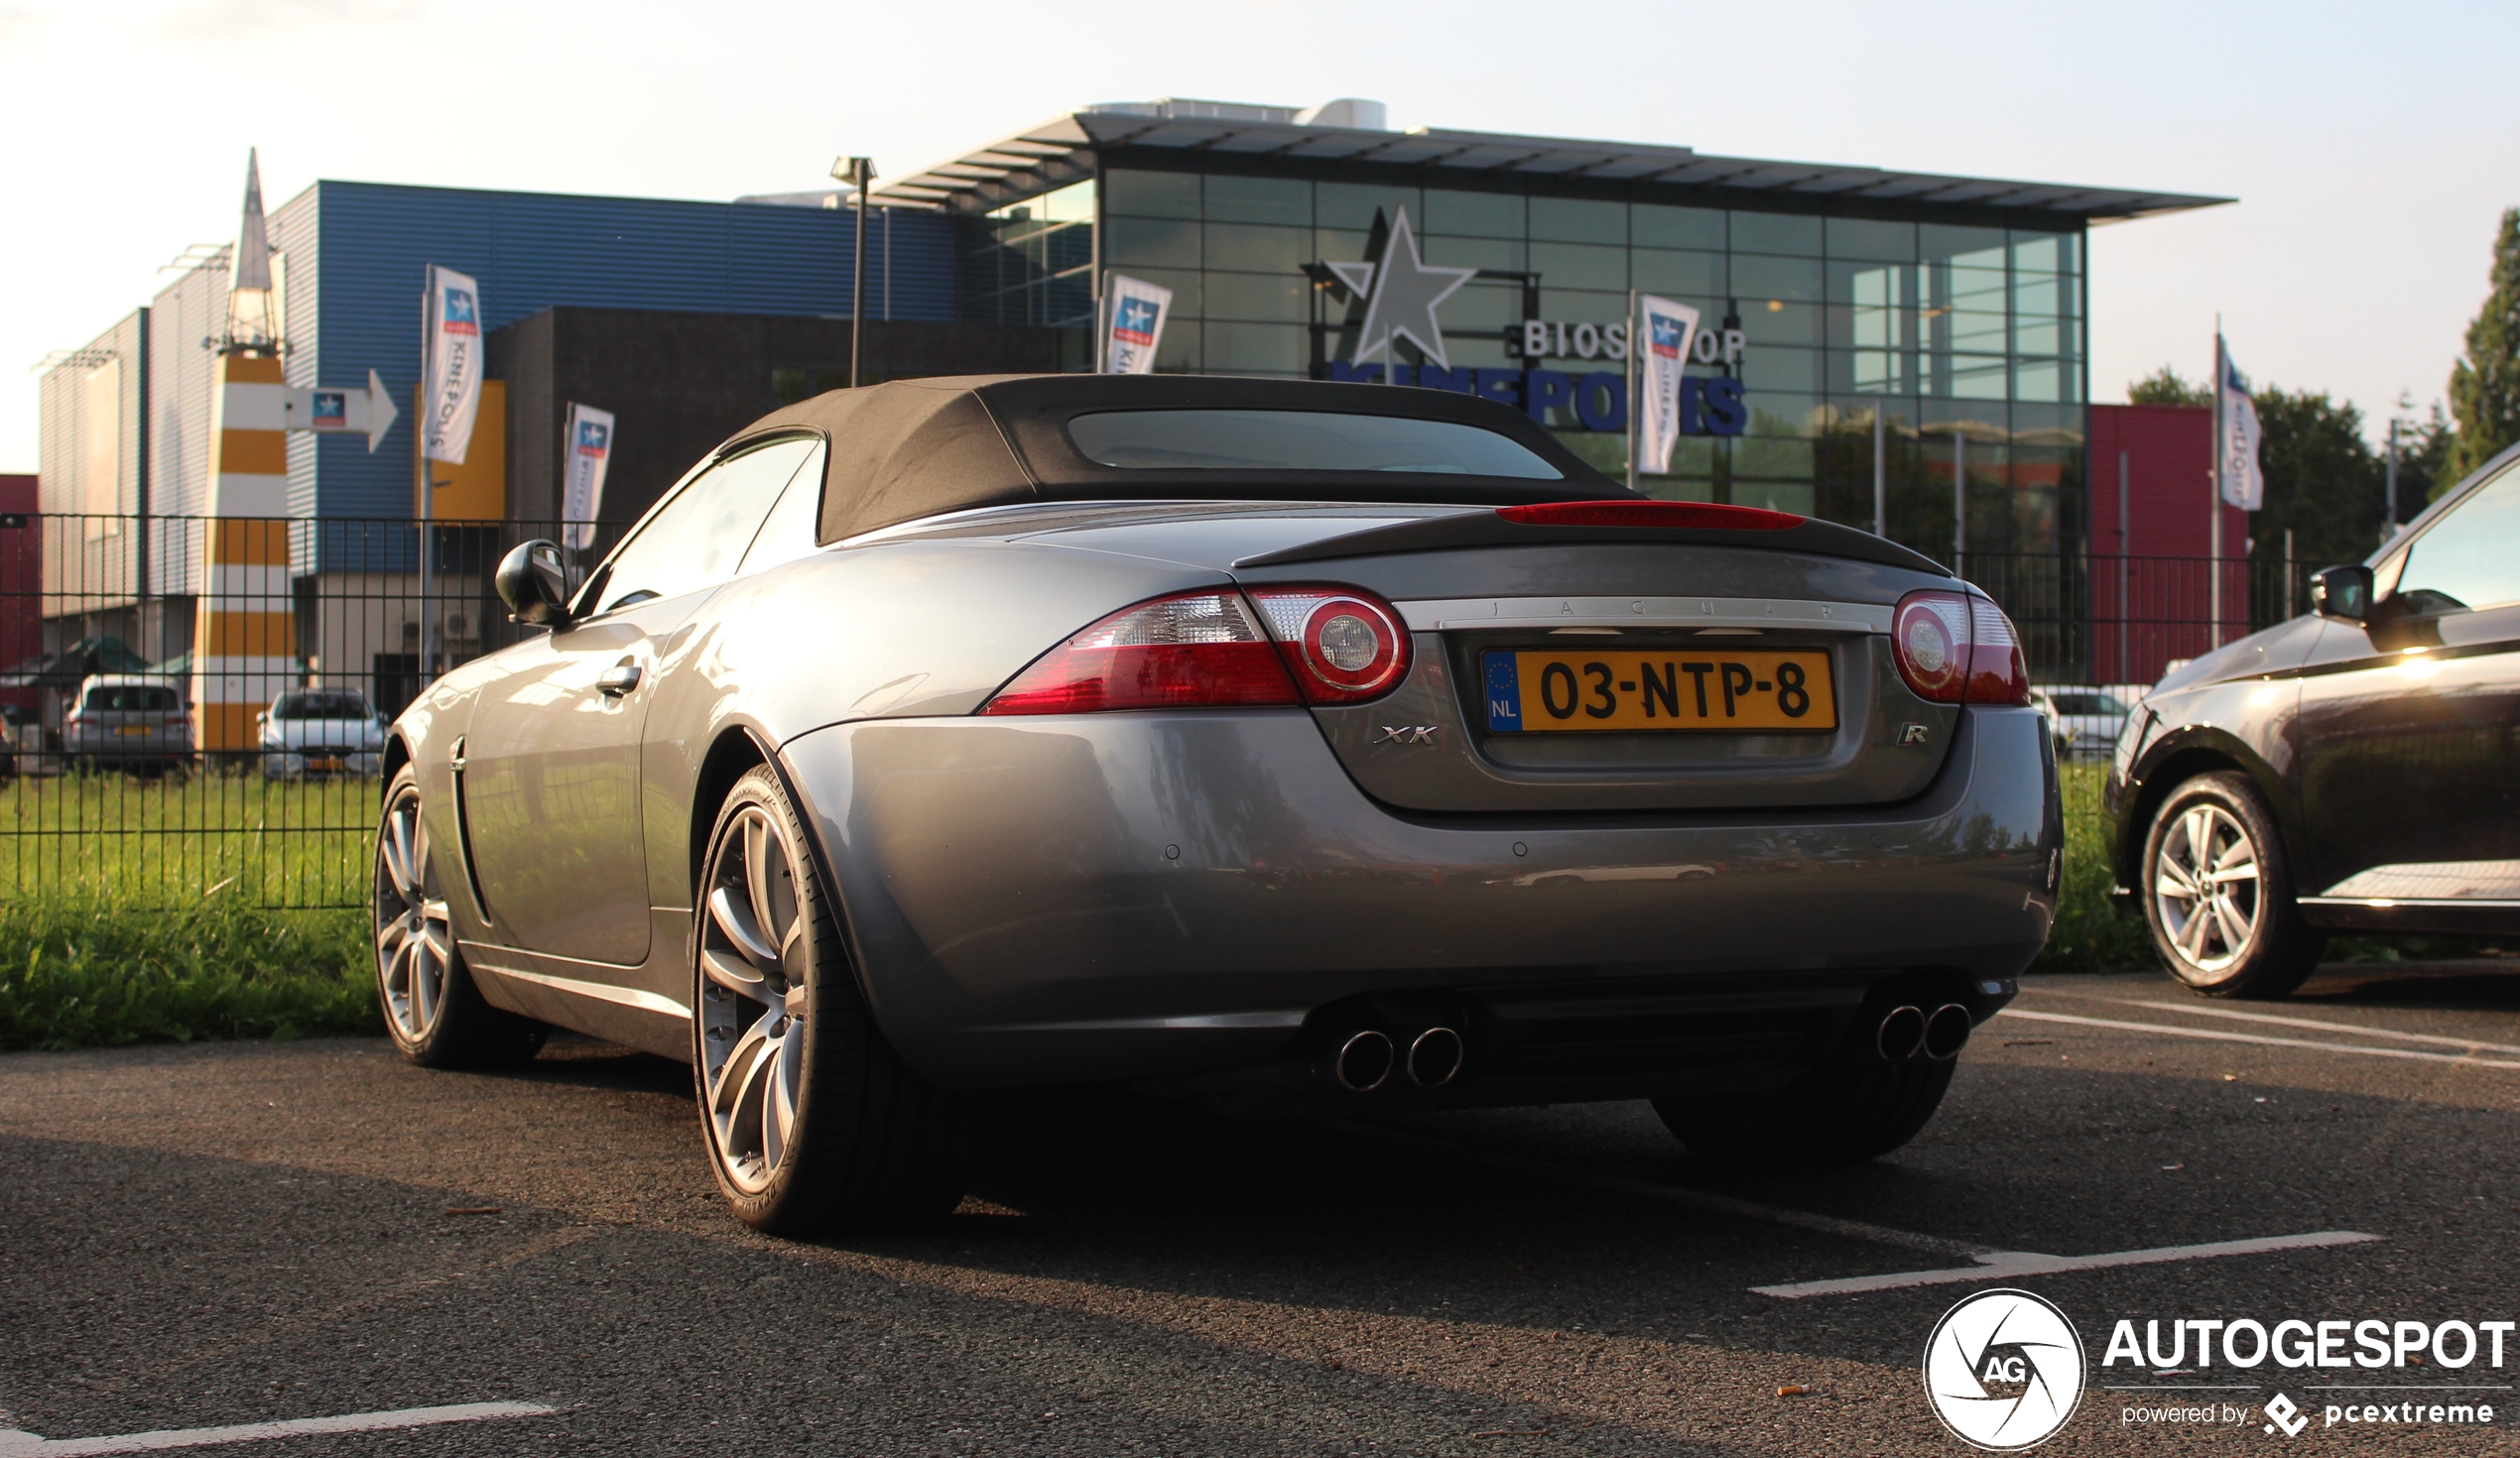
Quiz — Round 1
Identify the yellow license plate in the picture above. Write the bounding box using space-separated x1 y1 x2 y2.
1483 649 1835 732
113 725 152 736
308 756 343 771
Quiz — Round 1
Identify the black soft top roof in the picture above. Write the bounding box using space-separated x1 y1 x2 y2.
724 374 1630 545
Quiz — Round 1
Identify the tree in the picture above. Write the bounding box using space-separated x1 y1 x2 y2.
2391 399 2457 513
2249 387 2381 571
2443 207 2520 485
2127 365 2209 407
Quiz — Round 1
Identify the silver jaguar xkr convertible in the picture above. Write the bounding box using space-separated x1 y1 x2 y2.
373 374 2058 1234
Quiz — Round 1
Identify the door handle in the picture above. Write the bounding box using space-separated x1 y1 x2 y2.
597 664 643 697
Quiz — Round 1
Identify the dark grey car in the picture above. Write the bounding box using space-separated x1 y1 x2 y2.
376 374 2059 1234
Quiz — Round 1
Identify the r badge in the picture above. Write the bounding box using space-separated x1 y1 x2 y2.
1896 721 1932 746
1374 725 1439 745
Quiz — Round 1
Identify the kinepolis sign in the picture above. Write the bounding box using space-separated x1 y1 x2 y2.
1318 207 1746 437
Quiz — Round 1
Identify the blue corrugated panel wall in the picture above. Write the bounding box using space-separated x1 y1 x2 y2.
300 181 958 543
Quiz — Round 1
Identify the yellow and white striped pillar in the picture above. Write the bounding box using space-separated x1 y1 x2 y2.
190 352 296 755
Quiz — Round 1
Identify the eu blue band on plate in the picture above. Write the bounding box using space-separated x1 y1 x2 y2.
1483 652 1523 733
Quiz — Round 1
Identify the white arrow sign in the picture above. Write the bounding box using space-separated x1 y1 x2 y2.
277 369 400 453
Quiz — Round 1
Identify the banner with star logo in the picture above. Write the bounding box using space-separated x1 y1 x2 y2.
561 403 614 552
422 264 485 465
1103 276 1174 374
1635 295 1701 476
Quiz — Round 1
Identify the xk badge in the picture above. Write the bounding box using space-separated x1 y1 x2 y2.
1373 725 1439 745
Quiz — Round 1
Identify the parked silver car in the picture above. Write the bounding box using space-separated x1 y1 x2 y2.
260 689 387 778
2032 683 2135 759
64 674 191 773
376 375 2060 1234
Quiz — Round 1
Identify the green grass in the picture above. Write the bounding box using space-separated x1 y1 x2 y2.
0 898 375 1051
2034 761 2157 973
0 768 373 908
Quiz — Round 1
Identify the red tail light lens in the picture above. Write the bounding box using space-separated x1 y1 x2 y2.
1962 594 2031 705
979 590 1299 716
1246 586 1412 703
1497 500 1803 531
1891 589 2030 706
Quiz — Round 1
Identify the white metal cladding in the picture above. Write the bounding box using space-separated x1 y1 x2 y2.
37 309 148 615
149 250 228 544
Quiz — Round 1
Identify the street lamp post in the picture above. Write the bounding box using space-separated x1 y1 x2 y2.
832 156 875 387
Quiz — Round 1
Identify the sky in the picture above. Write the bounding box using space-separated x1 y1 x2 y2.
4 0 2514 473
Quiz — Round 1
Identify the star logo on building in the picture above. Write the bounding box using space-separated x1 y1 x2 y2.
1324 207 1475 370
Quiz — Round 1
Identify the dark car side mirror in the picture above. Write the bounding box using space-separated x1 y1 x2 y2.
2311 564 2372 622
496 540 573 628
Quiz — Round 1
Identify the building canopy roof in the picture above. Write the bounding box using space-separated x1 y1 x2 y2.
866 99 2230 226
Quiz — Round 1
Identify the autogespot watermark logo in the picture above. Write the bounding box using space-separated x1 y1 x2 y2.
1924 1289 2088 1450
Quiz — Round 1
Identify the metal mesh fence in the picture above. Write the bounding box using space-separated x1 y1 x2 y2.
0 514 2286 910
0 514 587 909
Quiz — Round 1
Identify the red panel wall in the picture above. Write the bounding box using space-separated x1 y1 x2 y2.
0 476 36 684
2086 405 2249 685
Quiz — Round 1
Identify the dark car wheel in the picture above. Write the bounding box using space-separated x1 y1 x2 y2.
373 767 548 1066
2141 771 2323 999
694 764 975 1235
1653 1055 1955 1167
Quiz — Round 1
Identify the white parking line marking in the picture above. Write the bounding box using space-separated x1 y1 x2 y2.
1994 1008 2520 1070
0 1401 553 1455
2031 989 2520 1056
1753 1231 2381 1299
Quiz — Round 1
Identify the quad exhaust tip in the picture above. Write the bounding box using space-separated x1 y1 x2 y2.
1923 1003 1973 1061
1333 1030 1395 1092
1405 1026 1464 1088
1875 1005 1927 1061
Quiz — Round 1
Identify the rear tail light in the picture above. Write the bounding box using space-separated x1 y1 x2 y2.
1891 589 2031 706
1246 586 1412 703
1497 500 1802 531
978 589 1298 716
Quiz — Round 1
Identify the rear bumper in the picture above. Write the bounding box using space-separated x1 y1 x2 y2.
778 704 2057 1093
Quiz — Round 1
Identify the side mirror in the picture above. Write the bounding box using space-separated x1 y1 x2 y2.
496 540 572 628
2311 563 2372 622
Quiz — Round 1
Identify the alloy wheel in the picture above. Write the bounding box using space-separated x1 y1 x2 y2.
698 804 810 1195
374 788 452 1041
2153 802 2262 974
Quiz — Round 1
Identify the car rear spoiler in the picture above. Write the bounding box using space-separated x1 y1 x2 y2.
1233 507 1954 575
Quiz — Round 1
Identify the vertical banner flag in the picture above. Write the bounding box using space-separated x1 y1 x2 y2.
1635 295 1701 475
1103 275 1173 374
423 265 484 464
561 403 615 552
2218 345 2265 511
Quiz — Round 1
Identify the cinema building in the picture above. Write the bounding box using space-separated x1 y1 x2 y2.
35 96 2220 709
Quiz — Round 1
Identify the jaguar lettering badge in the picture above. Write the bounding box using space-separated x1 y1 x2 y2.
1373 725 1439 745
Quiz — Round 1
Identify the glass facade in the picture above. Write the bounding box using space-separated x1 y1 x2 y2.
1068 164 2088 559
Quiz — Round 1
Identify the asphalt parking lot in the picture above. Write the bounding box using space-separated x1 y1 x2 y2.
4 962 2519 1456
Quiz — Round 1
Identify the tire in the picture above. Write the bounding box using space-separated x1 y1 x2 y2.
2140 771 2323 999
693 764 976 1235
372 766 548 1067
1653 1055 1955 1167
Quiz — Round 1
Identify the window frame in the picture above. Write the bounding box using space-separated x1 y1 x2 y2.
571 429 825 621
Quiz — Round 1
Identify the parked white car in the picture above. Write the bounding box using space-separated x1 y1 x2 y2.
2032 683 2137 759
259 689 387 778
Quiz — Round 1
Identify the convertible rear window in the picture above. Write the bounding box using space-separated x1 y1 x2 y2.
1067 410 1563 479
